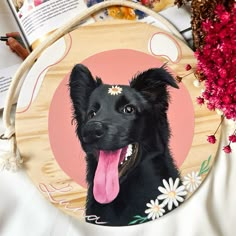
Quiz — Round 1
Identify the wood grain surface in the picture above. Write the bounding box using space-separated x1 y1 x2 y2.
15 20 221 222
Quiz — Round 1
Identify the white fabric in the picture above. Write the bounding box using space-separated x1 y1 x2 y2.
1 1 236 235
0 116 235 236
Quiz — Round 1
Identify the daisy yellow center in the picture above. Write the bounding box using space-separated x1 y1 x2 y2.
168 191 176 198
152 205 160 212
190 177 195 184
112 88 119 92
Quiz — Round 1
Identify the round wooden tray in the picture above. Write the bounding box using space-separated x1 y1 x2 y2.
15 20 221 226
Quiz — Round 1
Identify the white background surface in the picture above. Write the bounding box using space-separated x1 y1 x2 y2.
1 1 236 236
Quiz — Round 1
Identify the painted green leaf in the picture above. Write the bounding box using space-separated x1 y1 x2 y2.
128 215 148 225
199 155 212 176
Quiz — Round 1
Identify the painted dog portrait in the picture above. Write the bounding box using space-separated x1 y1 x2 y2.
69 63 182 226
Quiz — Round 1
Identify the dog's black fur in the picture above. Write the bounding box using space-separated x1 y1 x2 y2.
69 64 181 226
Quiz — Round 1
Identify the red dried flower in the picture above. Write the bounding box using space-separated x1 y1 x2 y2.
223 145 232 154
185 64 192 71
220 11 231 23
217 78 225 87
218 68 227 79
196 96 204 105
207 135 217 144
195 3 236 121
207 103 215 111
202 19 212 32
233 94 236 102
222 95 232 105
229 134 236 143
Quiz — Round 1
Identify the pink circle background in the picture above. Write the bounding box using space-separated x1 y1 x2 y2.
48 49 194 188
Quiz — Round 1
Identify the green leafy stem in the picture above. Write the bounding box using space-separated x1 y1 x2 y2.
198 155 212 176
128 215 148 225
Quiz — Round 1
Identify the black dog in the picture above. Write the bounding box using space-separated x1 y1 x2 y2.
69 64 181 226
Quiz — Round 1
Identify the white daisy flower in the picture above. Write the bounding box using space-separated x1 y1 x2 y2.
183 171 202 193
145 199 165 220
158 178 187 211
108 85 122 95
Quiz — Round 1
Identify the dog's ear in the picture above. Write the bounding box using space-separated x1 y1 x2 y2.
130 66 178 106
69 64 102 121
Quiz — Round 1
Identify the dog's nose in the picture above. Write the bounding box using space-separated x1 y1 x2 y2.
82 121 105 143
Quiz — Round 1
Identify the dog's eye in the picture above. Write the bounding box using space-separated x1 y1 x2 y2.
87 110 96 120
122 105 136 114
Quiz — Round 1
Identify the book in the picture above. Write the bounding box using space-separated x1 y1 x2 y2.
6 0 186 51
6 0 89 51
0 4 23 110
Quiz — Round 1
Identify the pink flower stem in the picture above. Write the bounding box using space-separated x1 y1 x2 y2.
214 116 225 135
233 129 236 135
182 71 194 78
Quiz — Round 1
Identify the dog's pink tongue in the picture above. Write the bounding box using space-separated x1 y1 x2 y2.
93 149 122 204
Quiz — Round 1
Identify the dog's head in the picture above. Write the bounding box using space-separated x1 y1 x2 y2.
69 64 178 204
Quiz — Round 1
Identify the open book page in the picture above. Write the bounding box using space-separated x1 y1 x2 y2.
159 4 193 46
7 0 89 49
0 64 22 109
0 2 22 109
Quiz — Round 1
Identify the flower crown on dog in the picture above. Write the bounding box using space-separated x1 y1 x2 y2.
108 85 123 95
